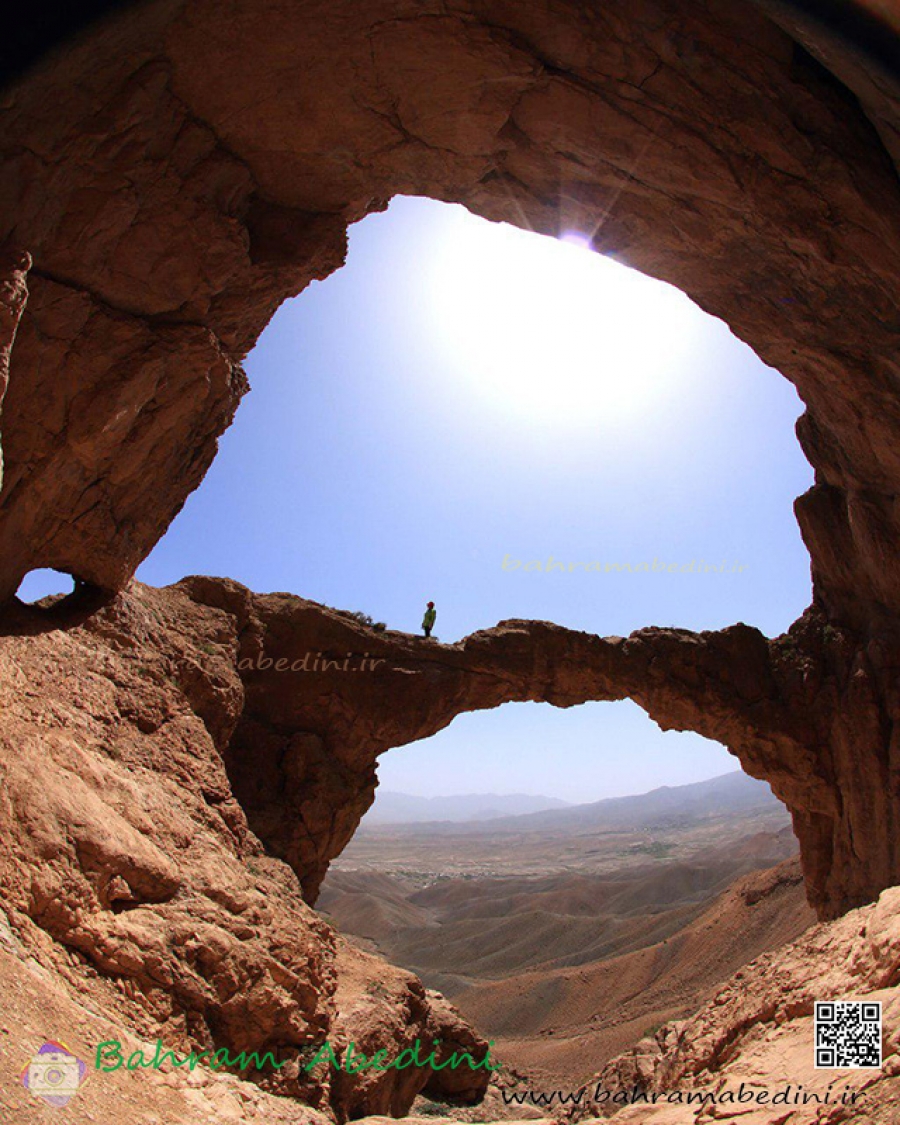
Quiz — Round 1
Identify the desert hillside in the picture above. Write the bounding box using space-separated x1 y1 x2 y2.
453 858 814 1085
320 776 796 989
320 804 812 1086
575 886 900 1124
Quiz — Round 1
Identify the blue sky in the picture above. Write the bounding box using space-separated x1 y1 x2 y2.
23 196 815 802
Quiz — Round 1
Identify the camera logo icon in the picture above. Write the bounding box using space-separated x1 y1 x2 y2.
20 1041 88 1107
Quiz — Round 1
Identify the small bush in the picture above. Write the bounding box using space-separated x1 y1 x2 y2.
627 840 673 859
418 1102 452 1117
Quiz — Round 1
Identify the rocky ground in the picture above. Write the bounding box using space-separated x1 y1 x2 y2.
2 856 900 1124
2 1 900 1120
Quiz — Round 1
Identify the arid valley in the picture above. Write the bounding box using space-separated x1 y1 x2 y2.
321 773 813 1086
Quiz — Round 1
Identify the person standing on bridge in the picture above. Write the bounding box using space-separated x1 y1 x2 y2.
422 601 436 638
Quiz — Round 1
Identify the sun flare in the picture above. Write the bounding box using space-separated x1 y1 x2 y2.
425 209 702 427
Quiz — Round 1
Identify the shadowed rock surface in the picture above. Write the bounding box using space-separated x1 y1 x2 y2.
172 575 899 921
3 579 900 1124
0 245 29 492
7 576 894 922
0 0 898 634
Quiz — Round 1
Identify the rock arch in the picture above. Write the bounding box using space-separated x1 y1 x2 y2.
1 1 900 919
177 576 889 922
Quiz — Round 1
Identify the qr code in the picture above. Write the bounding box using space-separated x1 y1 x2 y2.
815 1001 882 1068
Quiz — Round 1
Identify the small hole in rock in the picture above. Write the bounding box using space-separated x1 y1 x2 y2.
15 569 76 605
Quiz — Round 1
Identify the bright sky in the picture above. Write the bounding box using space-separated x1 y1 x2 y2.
22 196 815 803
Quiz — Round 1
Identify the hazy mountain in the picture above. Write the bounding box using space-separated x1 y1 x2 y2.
362 790 573 825
494 769 780 832
359 770 780 835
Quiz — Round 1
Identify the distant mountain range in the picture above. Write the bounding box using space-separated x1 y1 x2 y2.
361 770 780 832
362 790 573 824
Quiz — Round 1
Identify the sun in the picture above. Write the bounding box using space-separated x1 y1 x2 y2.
423 206 702 428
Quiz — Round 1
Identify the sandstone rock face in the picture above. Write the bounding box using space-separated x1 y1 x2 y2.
0 245 29 492
0 584 490 1120
0 0 898 636
3 7 900 1117
0 0 900 1062
6 580 900 1124
0 915 336 1125
330 944 493 1118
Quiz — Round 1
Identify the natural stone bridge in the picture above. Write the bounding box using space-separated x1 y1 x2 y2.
181 575 894 922
1 0 900 923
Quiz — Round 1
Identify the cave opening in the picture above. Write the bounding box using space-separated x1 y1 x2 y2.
141 194 814 829
6 567 110 629
2 1 899 1115
170 194 818 1085
174 196 822 1088
15 567 75 604
316 697 808 1089
137 194 814 643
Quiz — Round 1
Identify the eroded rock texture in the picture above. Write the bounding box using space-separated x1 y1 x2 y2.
170 577 896 921
3 4 900 1119
1 572 898 1084
23 575 879 923
5 578 900 1120
580 884 900 1123
0 245 29 492
0 584 490 1121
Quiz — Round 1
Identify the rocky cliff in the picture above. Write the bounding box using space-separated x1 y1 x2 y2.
3 577 895 926
4 579 900 1124
0 583 491 1121
0 0 898 633
183 575 900 923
